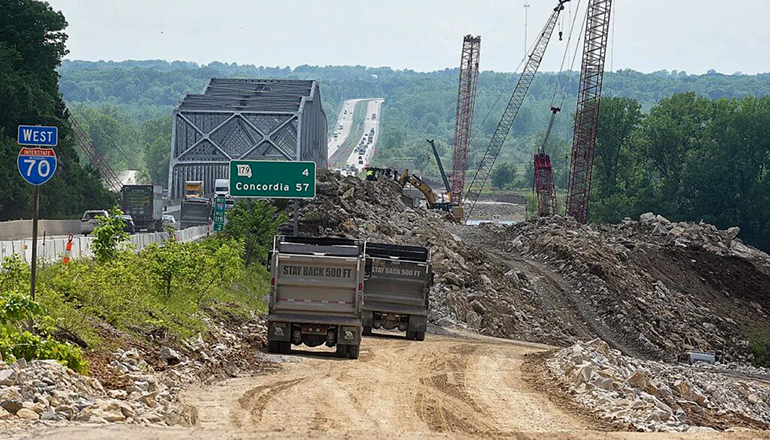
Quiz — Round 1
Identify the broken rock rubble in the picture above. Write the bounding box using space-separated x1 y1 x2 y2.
547 339 770 432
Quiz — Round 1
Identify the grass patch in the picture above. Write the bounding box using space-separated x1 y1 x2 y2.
748 329 770 367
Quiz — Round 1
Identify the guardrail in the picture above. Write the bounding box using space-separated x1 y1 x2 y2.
0 225 210 267
0 219 81 241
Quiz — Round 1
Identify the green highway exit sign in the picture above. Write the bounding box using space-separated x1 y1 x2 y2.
229 160 316 199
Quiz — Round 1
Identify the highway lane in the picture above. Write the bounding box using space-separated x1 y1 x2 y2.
343 99 384 174
328 99 366 161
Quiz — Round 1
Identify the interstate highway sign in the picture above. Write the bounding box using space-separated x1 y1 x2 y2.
229 160 316 199
17 147 57 186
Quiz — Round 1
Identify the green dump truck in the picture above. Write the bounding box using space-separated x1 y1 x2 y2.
267 236 368 359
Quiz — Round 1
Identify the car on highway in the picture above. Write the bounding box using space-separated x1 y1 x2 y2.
162 214 177 229
80 210 108 235
119 214 136 234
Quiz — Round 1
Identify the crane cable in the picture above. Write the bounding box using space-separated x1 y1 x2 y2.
465 2 560 152
550 0 586 110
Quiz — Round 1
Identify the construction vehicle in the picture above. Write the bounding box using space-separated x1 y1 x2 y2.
427 139 465 221
266 236 368 359
398 170 463 221
362 242 432 341
120 184 163 232
179 198 212 229
184 181 204 199
463 0 570 221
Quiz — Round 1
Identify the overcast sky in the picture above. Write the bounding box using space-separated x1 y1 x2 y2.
47 0 770 74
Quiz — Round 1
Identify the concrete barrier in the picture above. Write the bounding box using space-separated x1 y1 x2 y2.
0 220 81 241
0 225 210 267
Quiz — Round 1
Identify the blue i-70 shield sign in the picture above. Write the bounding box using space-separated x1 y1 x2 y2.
18 148 57 186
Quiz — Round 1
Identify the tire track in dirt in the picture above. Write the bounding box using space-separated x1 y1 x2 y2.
232 378 306 427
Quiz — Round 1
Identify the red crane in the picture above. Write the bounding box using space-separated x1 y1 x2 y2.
463 0 571 221
565 0 613 223
534 106 560 216
450 35 481 204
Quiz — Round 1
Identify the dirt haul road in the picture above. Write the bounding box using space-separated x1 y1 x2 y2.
23 331 770 440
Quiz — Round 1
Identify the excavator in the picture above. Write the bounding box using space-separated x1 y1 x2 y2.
362 140 464 221
397 169 463 221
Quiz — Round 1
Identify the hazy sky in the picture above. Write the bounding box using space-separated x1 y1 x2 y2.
47 0 770 74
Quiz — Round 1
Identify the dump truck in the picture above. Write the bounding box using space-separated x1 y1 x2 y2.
179 198 212 229
362 242 432 341
120 185 163 232
185 181 204 199
267 236 368 359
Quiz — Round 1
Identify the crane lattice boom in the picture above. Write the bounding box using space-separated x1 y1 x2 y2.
565 0 613 223
68 111 122 192
450 35 481 204
463 0 569 220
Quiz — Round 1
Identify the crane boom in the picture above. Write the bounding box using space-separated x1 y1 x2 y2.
68 110 122 192
427 140 451 195
565 0 613 223
450 35 481 204
463 0 570 220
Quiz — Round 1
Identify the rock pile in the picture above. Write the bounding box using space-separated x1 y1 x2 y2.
291 171 567 343
546 339 770 432
491 214 770 362
296 172 770 366
0 315 267 429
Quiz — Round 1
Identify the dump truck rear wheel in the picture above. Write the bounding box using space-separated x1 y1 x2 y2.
406 331 416 340
363 326 373 336
279 341 291 354
267 340 280 353
347 344 360 359
415 331 425 341
335 344 348 358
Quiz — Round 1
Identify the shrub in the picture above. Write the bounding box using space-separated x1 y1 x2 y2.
92 207 130 262
223 201 287 265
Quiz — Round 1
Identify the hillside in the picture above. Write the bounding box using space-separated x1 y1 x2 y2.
58 60 770 179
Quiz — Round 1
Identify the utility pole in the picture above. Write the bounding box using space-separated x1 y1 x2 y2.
524 2 531 55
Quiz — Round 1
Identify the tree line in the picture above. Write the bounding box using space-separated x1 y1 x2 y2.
0 0 114 221
592 94 770 252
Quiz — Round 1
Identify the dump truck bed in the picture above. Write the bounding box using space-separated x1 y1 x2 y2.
363 243 431 317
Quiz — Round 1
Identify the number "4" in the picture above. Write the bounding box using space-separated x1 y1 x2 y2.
302 168 309 176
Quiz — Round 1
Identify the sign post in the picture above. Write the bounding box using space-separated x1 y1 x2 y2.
17 125 59 300
229 160 316 236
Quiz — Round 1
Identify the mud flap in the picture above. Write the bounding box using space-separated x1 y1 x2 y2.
362 311 374 327
267 321 291 342
408 315 427 333
336 325 362 346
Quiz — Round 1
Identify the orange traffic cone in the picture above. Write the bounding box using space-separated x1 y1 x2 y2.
62 233 73 265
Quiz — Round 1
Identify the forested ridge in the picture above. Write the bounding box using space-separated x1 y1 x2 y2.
58 60 770 185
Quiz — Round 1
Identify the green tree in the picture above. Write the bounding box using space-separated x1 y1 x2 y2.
0 0 115 220
490 162 518 190
223 201 287 266
91 208 129 262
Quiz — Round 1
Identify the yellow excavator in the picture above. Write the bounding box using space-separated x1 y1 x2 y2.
397 169 464 221
364 139 464 221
